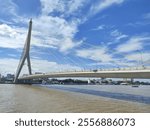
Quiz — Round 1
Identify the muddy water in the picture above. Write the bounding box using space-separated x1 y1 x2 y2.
0 84 150 113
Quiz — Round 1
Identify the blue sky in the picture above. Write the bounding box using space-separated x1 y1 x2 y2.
0 0 150 75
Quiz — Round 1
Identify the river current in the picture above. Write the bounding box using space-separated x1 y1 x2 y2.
0 84 150 112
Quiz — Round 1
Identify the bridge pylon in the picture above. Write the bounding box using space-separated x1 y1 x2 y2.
14 19 32 83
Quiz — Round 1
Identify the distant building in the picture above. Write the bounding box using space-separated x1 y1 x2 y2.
35 72 43 74
6 74 15 81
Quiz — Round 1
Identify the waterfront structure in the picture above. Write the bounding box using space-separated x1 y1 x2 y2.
14 19 32 83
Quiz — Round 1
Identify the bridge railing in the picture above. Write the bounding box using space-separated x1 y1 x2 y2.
58 66 150 72
99 66 150 71
21 66 150 77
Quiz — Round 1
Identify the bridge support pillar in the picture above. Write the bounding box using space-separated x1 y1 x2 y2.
131 78 134 84
14 19 32 83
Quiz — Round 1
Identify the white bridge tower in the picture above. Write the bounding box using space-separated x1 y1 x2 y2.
14 19 32 83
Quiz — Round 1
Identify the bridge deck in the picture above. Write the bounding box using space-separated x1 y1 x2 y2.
19 68 150 79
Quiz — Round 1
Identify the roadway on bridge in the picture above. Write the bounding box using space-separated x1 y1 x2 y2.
19 68 150 80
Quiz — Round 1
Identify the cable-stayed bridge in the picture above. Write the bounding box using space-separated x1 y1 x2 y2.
14 20 150 83
18 68 150 80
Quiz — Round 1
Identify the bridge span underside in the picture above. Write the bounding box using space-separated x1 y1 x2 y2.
18 69 150 80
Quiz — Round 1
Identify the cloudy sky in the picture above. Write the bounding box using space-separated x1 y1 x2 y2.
0 0 150 75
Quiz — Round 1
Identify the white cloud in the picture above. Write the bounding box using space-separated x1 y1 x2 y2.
66 0 89 16
0 16 82 52
32 15 82 52
0 24 27 48
116 36 150 53
92 25 105 31
40 0 61 15
0 0 86 53
76 47 113 62
0 0 17 17
110 29 128 42
0 58 81 75
89 0 124 16
0 24 17 37
125 52 150 64
40 0 88 16
0 0 126 53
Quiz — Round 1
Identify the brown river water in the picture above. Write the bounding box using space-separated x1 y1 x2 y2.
0 84 150 113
